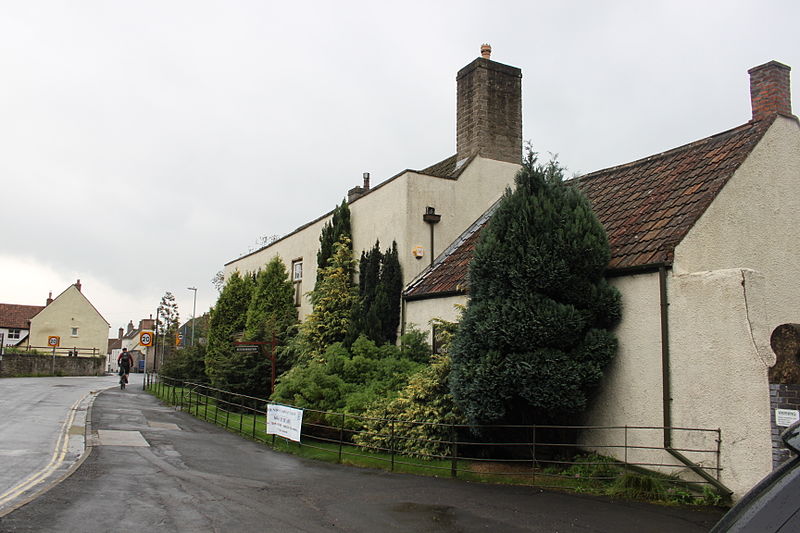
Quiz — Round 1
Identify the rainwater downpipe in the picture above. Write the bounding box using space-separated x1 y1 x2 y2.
658 265 732 498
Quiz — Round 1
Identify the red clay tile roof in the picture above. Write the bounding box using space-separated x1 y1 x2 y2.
405 119 771 300
0 303 45 329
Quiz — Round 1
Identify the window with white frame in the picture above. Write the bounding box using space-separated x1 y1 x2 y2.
7 329 20 340
291 259 303 306
71 327 79 337
292 260 303 281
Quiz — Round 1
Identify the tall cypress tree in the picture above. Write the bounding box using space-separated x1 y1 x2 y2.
352 240 403 345
316 199 351 285
205 271 256 394
376 241 402 344
244 256 299 375
449 152 622 426
303 235 358 359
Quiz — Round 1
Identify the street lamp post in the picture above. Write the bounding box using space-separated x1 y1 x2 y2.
187 287 197 347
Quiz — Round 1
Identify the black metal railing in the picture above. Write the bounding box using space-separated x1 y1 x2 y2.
144 373 725 497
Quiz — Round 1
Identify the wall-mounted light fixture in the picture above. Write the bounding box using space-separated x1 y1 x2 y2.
423 207 441 266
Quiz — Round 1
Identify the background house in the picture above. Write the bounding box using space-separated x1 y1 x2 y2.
26 279 110 357
404 60 799 499
108 318 156 372
0 303 44 347
224 47 522 320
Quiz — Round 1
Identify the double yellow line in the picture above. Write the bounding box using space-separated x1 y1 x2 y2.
0 393 85 510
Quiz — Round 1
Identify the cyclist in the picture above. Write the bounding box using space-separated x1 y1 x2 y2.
117 348 133 387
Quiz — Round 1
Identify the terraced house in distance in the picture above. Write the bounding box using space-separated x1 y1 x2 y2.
404 60 800 500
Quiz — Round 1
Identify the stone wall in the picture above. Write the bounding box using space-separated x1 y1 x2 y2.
0 353 105 377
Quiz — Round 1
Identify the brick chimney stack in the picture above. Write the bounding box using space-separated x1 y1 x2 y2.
456 45 522 165
46 291 53 306
75 279 82 292
118 327 124 339
749 61 792 122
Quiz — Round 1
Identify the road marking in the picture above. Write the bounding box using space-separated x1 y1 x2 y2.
0 394 83 508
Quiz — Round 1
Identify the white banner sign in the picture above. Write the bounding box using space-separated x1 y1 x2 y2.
267 404 304 442
776 408 800 428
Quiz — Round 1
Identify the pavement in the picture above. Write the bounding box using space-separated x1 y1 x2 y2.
0 378 727 532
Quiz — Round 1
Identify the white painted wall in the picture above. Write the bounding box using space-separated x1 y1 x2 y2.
582 268 773 498
224 156 519 321
403 295 465 340
674 116 800 337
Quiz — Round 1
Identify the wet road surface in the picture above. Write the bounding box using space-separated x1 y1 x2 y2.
0 382 725 532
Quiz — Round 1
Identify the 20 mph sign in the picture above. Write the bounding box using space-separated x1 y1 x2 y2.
48 336 60 347
140 332 153 346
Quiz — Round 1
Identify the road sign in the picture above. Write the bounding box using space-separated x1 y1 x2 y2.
235 344 259 353
140 331 153 346
48 336 60 347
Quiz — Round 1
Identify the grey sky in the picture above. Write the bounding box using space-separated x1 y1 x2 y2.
1 0 798 333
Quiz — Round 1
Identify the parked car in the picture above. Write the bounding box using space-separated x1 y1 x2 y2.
711 421 800 532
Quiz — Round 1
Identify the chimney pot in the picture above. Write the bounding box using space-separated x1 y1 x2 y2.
363 172 370 190
480 43 491 59
748 60 792 122
46 291 53 306
75 279 82 292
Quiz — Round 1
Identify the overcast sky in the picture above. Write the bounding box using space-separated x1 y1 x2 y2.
1 0 798 334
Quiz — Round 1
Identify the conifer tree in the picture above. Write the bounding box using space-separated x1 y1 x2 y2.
205 271 256 393
302 236 358 359
316 200 351 285
377 241 402 344
352 240 403 345
244 256 299 375
450 152 622 426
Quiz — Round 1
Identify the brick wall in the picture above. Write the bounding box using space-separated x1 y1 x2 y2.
0 353 105 377
769 383 800 468
749 61 791 122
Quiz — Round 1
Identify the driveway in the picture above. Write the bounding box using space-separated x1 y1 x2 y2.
0 382 725 532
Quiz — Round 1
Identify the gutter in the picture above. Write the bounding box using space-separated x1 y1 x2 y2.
658 265 733 499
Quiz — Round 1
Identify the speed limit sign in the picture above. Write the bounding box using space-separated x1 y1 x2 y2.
140 331 153 347
48 336 60 347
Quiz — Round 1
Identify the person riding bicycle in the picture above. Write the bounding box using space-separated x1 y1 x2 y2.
117 348 133 384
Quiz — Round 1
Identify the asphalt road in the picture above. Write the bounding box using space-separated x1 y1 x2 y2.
0 380 726 532
0 374 124 514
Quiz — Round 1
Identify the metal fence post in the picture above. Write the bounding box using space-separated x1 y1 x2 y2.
390 420 395 472
624 425 629 469
338 413 345 464
450 425 458 478
531 425 536 485
252 399 257 439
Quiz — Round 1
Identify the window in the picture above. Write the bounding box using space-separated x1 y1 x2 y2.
432 324 443 354
71 327 79 337
7 329 20 340
291 259 303 306
292 260 303 281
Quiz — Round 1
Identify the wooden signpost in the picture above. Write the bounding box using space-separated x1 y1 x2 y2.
234 335 278 394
